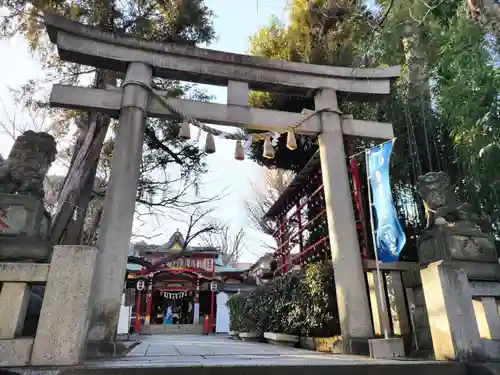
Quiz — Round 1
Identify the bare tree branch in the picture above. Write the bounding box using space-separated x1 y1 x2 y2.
244 169 294 250
200 224 245 265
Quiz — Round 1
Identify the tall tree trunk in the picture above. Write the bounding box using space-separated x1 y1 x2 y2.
50 2 118 245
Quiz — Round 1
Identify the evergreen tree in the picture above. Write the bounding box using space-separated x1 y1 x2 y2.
246 0 500 254
0 0 216 244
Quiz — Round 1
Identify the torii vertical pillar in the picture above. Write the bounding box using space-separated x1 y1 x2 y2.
316 88 374 353
87 62 152 341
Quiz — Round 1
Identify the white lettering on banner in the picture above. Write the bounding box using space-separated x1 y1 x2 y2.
164 257 214 271
380 224 398 255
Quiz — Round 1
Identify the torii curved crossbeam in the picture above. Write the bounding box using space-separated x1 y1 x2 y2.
44 12 400 100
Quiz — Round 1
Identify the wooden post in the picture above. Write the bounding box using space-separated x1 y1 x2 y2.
194 277 200 324
145 279 152 325
135 288 142 334
210 258 216 334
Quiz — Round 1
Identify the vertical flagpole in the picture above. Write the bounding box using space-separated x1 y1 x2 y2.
366 148 389 340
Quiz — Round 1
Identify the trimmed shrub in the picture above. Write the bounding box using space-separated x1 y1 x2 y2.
227 261 340 337
227 292 245 331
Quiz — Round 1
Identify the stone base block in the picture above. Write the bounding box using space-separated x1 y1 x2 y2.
299 336 316 351
0 194 52 263
468 363 500 375
86 341 131 359
369 338 405 359
141 323 203 335
264 332 299 347
480 339 500 361
0 338 33 367
331 337 370 355
239 332 259 342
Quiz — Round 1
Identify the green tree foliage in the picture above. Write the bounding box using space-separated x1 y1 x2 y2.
247 0 374 172
247 0 500 245
0 0 217 243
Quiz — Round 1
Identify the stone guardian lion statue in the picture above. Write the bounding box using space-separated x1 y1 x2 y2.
0 131 57 198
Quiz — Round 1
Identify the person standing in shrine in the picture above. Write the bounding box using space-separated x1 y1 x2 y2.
163 304 173 324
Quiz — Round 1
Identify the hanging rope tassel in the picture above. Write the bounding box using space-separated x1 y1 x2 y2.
263 136 275 159
178 120 191 140
286 129 297 150
234 140 245 160
204 132 216 154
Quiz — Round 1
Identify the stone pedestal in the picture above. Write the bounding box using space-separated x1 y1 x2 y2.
31 245 98 366
0 194 52 263
418 226 497 265
421 261 484 361
369 338 405 359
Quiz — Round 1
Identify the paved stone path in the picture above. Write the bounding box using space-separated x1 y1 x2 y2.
85 334 429 367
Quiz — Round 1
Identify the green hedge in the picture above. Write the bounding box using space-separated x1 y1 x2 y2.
227 261 340 337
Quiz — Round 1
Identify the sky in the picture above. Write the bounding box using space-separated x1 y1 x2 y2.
0 0 289 263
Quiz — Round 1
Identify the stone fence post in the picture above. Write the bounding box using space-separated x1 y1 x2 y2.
0 245 98 366
420 261 484 361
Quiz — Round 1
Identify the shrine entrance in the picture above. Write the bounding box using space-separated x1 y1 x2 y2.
45 13 400 349
127 231 221 335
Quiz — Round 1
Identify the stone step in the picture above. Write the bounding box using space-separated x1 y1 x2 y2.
141 324 204 335
5 362 467 375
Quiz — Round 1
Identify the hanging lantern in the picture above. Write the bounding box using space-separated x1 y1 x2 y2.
178 120 191 140
286 129 297 150
262 136 275 159
234 140 245 160
204 132 216 154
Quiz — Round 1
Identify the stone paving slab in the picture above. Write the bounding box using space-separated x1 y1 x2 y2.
6 334 467 375
82 334 444 368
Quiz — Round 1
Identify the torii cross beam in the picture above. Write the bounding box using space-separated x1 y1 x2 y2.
44 13 400 347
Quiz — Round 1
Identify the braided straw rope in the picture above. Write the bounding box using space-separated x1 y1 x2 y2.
123 80 342 142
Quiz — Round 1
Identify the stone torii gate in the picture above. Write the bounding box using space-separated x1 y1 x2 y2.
44 14 400 348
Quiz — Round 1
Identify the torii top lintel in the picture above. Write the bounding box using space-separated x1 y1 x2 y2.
44 13 400 100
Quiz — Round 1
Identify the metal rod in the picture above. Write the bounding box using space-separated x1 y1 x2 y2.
349 138 395 160
366 148 389 340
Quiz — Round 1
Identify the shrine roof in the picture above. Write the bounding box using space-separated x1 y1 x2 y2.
265 151 321 219
133 231 219 255
215 264 251 274
214 256 251 274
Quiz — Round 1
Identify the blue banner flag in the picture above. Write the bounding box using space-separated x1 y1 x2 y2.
367 140 406 262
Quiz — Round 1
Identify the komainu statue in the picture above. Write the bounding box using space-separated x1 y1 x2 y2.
0 131 57 198
417 171 482 231
416 171 497 264
0 131 57 264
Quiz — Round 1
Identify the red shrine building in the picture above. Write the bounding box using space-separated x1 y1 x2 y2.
263 149 371 277
124 230 253 335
